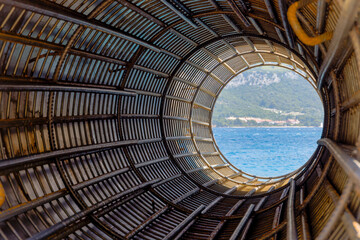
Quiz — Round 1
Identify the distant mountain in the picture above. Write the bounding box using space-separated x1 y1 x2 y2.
212 67 323 127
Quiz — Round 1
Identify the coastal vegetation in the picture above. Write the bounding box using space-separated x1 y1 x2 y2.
212 67 323 127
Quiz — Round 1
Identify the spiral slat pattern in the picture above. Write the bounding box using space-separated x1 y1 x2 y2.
0 0 359 239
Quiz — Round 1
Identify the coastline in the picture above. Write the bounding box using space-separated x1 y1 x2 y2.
213 126 322 128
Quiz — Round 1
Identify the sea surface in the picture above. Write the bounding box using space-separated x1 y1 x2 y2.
213 127 323 177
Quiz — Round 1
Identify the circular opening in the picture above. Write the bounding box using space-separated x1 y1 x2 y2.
212 66 324 177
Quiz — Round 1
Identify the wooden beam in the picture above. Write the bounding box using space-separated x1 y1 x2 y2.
208 189 255 239
230 204 255 240
163 205 205 240
272 187 289 240
116 0 165 27
314 0 327 62
341 90 360 112
194 102 212 111
73 168 130 190
0 31 181 76
297 156 334 212
0 0 161 52
299 187 311 240
317 0 360 88
207 0 241 33
0 139 140 172
171 187 237 239
159 0 198 28
240 186 275 239
0 31 126 65
169 28 198 46
287 179 298 240
258 222 287 240
201 48 237 74
196 19 219 37
316 180 354 240
226 0 251 27
323 179 360 239
264 0 278 22
350 27 360 73
28 179 160 240
0 191 66 222
318 138 360 190
135 157 169 168
0 83 136 96
201 187 237 213
278 0 294 48
248 17 264 35
126 207 169 238
264 0 287 46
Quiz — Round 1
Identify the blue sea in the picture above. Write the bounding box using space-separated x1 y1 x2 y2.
213 127 323 177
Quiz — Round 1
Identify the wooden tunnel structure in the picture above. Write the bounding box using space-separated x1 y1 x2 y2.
0 0 359 239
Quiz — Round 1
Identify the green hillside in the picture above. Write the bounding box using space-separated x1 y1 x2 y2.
212 67 323 127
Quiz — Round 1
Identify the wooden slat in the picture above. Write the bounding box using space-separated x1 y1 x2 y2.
240 186 275 240
317 0 360 88
208 189 256 239
229 204 255 240
28 179 160 240
316 180 354 240
163 205 205 240
0 0 161 52
318 139 360 190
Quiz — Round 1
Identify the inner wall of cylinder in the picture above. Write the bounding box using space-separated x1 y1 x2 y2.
162 36 319 187
0 34 318 201
1 0 360 239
